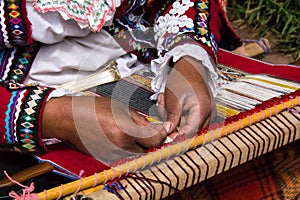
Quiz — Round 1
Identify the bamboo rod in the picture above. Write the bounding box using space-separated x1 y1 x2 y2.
38 95 300 200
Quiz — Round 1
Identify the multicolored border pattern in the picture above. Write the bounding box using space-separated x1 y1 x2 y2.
0 43 41 84
0 83 54 152
0 0 32 48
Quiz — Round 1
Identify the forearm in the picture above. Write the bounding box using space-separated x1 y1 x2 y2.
41 95 168 164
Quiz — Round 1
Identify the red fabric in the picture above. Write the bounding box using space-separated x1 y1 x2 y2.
20 0 33 44
218 49 300 82
0 87 12 144
217 1 243 49
36 143 110 178
210 0 222 44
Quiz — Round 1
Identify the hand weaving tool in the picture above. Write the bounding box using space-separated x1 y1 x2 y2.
57 61 121 93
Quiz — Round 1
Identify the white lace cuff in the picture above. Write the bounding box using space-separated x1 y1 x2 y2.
150 43 220 100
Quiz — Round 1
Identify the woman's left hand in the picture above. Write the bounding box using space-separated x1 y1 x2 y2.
158 56 215 138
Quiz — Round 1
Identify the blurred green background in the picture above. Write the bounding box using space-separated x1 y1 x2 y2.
227 0 300 61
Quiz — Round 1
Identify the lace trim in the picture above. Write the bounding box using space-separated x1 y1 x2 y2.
150 43 220 100
33 0 121 32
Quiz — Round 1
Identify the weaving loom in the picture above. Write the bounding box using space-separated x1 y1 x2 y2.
2 49 300 199
82 50 300 200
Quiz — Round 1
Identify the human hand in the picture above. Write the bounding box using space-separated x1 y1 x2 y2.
42 96 168 163
158 56 215 138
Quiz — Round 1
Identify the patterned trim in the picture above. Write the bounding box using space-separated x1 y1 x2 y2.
109 0 220 62
0 80 54 152
194 0 218 57
0 0 32 48
4 90 19 144
33 0 117 32
153 0 218 60
0 43 41 83
106 23 158 63
15 86 53 152
105 0 158 63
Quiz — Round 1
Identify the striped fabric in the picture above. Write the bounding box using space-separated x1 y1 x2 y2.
168 140 300 200
87 106 300 199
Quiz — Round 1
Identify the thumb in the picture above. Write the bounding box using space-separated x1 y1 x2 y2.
163 115 180 134
163 86 182 134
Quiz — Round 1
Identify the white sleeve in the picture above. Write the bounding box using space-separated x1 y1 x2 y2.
24 30 127 87
26 2 91 44
150 43 221 100
30 0 122 32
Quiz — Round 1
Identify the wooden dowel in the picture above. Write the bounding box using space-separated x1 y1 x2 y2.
0 162 54 187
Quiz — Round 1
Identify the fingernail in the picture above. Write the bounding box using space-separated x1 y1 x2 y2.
157 98 164 106
169 132 178 140
164 122 172 133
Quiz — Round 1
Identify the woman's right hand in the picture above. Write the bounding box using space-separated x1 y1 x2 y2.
42 96 168 163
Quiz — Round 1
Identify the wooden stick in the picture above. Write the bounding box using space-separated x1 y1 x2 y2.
64 185 105 200
58 61 120 92
37 96 300 200
0 162 54 187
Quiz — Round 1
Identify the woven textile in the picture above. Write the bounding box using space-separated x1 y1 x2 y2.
87 106 300 199
0 83 54 152
31 50 300 200
167 140 300 200
0 0 33 48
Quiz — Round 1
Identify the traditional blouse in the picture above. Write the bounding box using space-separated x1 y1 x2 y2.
0 0 242 154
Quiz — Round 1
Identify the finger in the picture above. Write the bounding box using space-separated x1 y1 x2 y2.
178 110 211 136
168 132 179 140
157 101 167 121
157 93 167 121
157 93 165 106
135 123 168 148
125 109 168 148
164 87 182 133
177 123 198 137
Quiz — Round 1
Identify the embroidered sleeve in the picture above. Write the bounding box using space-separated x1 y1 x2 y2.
153 0 220 60
149 0 222 99
0 0 33 48
0 81 54 153
0 43 41 84
0 42 52 153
